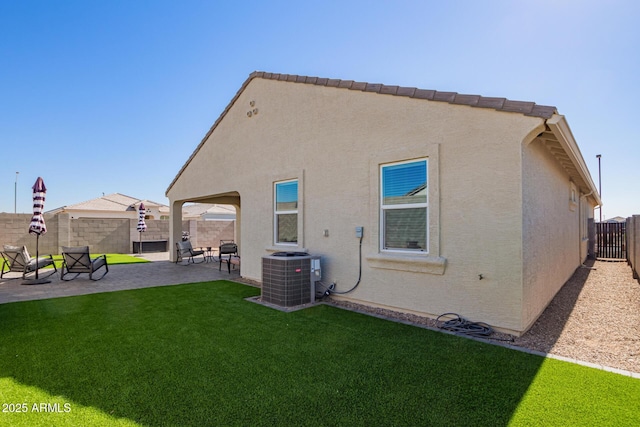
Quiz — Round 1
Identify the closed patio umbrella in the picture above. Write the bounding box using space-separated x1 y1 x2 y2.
25 177 50 284
137 202 147 254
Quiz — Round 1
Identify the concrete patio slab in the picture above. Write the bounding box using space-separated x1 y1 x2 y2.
0 253 241 305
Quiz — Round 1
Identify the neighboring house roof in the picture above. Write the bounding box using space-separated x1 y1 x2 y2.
166 71 601 207
49 193 169 214
604 216 626 223
182 203 236 219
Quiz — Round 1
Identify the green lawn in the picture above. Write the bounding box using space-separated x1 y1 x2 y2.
1 281 638 426
50 253 150 268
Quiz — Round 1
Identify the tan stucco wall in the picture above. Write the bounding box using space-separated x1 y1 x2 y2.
167 78 550 333
521 138 585 331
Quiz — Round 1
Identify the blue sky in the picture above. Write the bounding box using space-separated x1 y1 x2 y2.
1 0 639 218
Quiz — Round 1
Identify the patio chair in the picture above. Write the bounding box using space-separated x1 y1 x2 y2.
60 246 109 281
218 241 240 273
1 244 58 280
175 241 205 264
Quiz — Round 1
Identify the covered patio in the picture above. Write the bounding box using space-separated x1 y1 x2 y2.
169 192 240 266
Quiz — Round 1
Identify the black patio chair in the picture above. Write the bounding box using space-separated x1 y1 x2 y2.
218 241 240 273
1 244 57 280
175 241 205 264
60 246 109 281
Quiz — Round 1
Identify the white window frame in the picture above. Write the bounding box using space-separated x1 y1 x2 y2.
380 158 429 254
569 181 578 212
274 179 298 245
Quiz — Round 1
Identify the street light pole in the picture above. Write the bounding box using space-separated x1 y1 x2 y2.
596 154 602 222
14 171 19 214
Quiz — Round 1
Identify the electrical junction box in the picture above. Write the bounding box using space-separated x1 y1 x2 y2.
355 226 363 238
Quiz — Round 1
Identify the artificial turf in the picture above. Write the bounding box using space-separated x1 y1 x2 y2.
0 280 638 426
51 253 150 268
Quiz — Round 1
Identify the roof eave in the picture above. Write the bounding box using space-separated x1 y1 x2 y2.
546 114 602 206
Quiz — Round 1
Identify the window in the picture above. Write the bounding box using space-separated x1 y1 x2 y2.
381 159 428 252
274 180 298 244
569 181 578 211
580 194 589 241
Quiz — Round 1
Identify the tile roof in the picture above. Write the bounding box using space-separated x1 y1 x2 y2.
182 203 235 217
59 193 168 212
166 71 558 195
250 71 557 118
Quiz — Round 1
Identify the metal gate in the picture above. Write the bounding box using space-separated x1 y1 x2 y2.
595 222 626 259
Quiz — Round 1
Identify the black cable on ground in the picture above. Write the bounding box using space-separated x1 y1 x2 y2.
436 313 495 338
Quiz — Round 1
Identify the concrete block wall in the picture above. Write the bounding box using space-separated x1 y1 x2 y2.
68 218 132 254
131 218 171 252
1 213 235 256
194 221 235 249
0 213 59 256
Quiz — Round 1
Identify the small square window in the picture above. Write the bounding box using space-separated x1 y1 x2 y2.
569 182 578 211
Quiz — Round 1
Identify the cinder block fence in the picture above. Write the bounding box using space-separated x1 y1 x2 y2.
0 213 234 255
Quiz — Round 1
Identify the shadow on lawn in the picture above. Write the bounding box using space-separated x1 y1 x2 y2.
0 268 599 426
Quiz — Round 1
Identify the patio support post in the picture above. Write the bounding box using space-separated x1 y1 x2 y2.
169 201 184 263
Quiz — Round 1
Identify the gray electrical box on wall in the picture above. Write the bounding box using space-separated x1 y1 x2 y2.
355 226 363 238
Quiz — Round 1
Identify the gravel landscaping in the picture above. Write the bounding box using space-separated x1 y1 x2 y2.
513 260 639 373
328 260 640 374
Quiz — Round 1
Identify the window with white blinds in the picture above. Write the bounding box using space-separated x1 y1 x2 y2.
274 180 298 244
381 159 428 251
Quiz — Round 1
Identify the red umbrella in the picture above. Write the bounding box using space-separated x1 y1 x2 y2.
136 202 147 254
27 177 48 282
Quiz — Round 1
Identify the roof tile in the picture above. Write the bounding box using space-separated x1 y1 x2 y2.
527 104 557 118
476 97 506 109
413 89 435 100
452 94 480 106
397 86 417 97
433 91 456 102
502 100 535 114
380 85 399 95
364 83 383 93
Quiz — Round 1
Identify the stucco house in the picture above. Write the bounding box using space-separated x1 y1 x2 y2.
166 72 601 335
